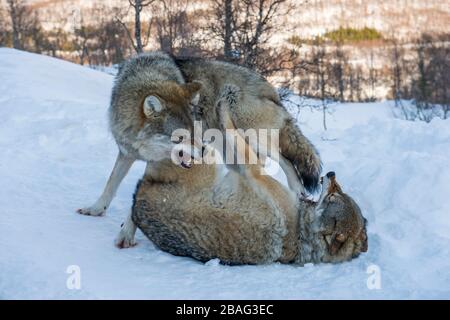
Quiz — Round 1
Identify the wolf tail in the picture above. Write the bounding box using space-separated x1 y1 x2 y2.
279 118 322 193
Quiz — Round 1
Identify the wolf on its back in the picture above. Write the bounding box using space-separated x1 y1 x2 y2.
130 86 367 265
78 51 321 217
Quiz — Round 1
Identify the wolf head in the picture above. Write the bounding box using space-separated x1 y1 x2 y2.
110 52 202 163
131 81 201 163
314 172 368 263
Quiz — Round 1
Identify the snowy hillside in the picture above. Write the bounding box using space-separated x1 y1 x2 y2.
0 48 449 299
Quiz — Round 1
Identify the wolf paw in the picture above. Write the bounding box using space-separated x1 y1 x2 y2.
217 85 241 131
219 84 240 108
77 206 106 217
298 152 322 194
115 228 137 249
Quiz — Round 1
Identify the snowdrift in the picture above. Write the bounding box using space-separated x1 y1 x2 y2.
0 48 449 299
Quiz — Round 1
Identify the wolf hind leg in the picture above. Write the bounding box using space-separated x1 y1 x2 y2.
217 85 262 173
279 118 322 194
279 155 305 196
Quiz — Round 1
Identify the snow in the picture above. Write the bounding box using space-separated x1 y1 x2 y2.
1 48 449 299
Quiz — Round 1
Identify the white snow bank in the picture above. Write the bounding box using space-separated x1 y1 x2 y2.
0 49 449 299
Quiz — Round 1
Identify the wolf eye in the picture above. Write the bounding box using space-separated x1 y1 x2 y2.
178 150 184 157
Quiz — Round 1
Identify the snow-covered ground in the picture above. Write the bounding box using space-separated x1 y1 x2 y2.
0 48 449 299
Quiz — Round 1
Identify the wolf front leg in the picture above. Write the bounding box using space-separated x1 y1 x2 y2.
77 151 135 216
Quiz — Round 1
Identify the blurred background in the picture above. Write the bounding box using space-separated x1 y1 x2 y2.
0 0 449 119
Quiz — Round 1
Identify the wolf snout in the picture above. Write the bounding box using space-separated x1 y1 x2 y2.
320 171 335 185
326 171 335 179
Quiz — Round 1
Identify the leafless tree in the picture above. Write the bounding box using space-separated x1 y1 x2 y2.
429 45 450 119
309 40 333 130
411 34 434 122
235 0 290 70
388 33 449 121
223 0 233 60
419 36 450 120
209 0 295 75
330 42 347 101
6 0 28 49
36 12 69 57
0 2 11 46
5 0 47 53
118 0 155 54
210 0 235 60
153 0 201 56
367 49 378 101
347 65 363 102
72 5 131 66
97 19 130 65
73 12 92 65
389 38 413 119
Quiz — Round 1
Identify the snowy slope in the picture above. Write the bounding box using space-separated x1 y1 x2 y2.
0 48 449 299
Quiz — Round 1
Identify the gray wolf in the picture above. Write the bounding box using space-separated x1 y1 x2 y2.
77 52 321 217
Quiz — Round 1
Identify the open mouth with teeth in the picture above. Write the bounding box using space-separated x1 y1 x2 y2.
178 150 194 169
177 149 194 169
180 160 193 169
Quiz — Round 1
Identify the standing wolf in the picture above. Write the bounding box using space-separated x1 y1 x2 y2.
78 52 321 217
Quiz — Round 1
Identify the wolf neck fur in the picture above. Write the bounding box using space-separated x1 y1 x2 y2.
295 198 326 265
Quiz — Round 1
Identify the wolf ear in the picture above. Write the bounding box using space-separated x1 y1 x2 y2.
143 95 163 117
182 81 202 105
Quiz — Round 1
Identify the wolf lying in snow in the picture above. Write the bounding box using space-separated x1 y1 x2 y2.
78 52 321 217
125 86 368 265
